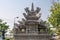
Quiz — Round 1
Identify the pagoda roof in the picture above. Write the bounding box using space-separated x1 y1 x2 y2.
25 20 39 25
23 3 41 20
18 24 26 28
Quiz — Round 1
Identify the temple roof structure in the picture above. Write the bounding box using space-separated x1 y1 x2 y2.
23 3 41 20
14 3 55 40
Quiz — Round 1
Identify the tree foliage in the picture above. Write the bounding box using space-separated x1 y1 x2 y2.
0 19 9 31
48 2 60 35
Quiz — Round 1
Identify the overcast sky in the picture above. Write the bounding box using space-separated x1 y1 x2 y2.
0 0 53 30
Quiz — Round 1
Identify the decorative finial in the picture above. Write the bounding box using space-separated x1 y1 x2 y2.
31 3 34 11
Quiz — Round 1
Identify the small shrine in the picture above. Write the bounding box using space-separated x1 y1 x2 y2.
13 3 54 40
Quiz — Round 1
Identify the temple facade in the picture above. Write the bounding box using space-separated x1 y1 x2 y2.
13 3 54 40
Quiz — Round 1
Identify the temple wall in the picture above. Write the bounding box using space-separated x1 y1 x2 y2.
14 35 51 40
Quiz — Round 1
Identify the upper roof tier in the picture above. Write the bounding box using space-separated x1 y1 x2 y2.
23 3 41 20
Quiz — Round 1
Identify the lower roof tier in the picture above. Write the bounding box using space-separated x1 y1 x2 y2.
25 20 39 25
